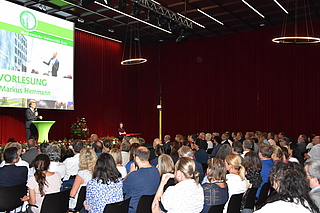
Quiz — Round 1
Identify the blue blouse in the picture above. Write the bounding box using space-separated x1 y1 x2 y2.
201 182 229 213
86 178 123 213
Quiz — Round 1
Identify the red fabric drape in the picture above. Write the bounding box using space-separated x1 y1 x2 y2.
1 22 320 144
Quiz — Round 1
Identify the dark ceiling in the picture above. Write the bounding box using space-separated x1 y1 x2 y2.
5 0 320 45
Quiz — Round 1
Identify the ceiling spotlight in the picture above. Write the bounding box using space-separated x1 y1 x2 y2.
169 20 178 32
132 2 141 17
108 28 114 33
77 18 84 23
148 10 157 22
176 28 188 43
158 16 168 28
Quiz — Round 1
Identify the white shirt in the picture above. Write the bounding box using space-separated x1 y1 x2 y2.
121 151 130 167
116 166 127 179
255 200 311 213
207 141 214 149
241 150 250 158
48 161 66 179
161 179 204 213
63 154 80 180
224 174 247 213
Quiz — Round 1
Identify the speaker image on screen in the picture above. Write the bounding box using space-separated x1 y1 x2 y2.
118 0 126 10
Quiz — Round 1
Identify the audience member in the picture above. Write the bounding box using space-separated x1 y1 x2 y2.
0 147 28 189
287 143 300 163
193 139 209 164
163 135 172 155
257 143 274 198
157 154 175 191
129 137 139 145
138 137 146 146
63 139 84 180
89 134 99 143
236 132 244 143
306 161 320 210
221 134 231 146
84 153 123 213
205 133 214 154
305 136 320 162
47 144 66 178
268 132 276 145
39 142 49 154
201 158 228 213
120 141 130 166
125 143 140 173
102 139 111 153
110 148 127 178
152 157 204 213
92 141 103 157
216 144 232 160
178 146 204 183
241 151 262 213
69 148 97 209
224 154 247 213
123 146 160 213
170 141 180 164
150 144 165 167
256 162 319 213
212 136 222 157
271 145 285 164
150 138 161 161
242 139 253 158
279 137 290 148
175 134 183 144
21 139 38 167
27 154 61 213
232 141 244 163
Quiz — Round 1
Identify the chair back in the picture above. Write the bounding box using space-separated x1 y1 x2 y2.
208 203 225 213
244 188 258 209
255 182 271 207
40 188 71 213
0 183 27 212
73 186 86 211
227 193 244 213
104 198 131 213
136 194 155 213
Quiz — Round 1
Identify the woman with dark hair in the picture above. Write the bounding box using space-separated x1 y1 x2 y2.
256 162 319 213
241 151 262 213
125 143 140 173
201 158 229 213
150 144 165 167
216 144 232 160
84 153 123 213
152 157 204 213
27 154 62 213
212 136 223 157
170 141 180 164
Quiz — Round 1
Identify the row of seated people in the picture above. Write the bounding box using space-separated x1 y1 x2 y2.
1 133 320 213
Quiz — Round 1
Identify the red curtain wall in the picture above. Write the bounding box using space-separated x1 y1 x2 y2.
1 22 320 144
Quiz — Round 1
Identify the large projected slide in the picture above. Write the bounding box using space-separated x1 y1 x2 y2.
0 0 74 110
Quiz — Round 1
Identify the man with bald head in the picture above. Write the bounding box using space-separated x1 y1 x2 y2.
163 135 172 154
123 146 160 213
150 138 161 161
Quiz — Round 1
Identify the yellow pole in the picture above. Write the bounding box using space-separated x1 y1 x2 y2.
159 97 162 141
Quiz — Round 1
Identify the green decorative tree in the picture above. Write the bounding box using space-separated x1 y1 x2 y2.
71 117 89 139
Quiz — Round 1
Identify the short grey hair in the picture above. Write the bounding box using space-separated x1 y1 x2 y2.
9 142 22 152
178 146 193 158
46 144 61 161
308 160 320 183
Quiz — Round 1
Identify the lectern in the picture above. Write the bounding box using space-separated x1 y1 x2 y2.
32 121 55 143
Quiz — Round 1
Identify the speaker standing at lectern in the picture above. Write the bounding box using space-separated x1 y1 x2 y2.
25 101 43 141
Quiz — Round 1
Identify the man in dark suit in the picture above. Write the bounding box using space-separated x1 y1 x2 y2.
43 52 59 77
163 135 172 155
21 139 39 167
25 101 42 141
0 147 28 189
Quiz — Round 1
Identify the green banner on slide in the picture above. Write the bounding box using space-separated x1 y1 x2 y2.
0 21 73 47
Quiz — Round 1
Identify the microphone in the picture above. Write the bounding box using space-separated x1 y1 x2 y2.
34 108 38 112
